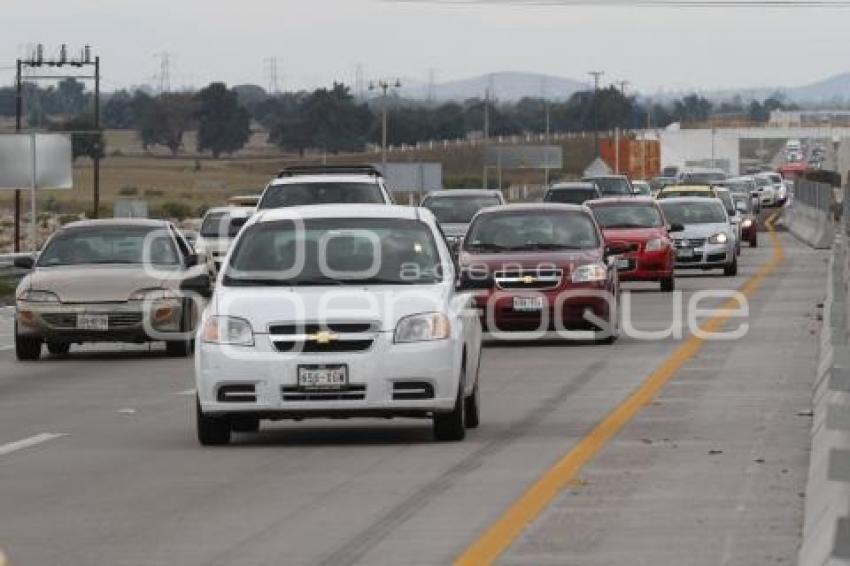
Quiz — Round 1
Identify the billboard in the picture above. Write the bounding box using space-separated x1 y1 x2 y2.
0 133 73 190
378 162 442 194
483 145 563 169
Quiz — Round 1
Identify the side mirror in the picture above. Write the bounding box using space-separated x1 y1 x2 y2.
181 273 212 299
668 223 685 233
184 253 200 268
13 255 35 270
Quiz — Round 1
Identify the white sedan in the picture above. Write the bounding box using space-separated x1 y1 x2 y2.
189 204 483 444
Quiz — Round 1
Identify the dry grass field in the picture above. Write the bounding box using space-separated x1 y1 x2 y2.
0 128 596 251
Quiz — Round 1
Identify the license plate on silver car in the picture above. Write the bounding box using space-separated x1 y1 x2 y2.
513 296 544 312
677 248 694 258
77 314 108 331
298 365 348 389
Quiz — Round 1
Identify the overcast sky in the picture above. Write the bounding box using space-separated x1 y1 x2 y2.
3 0 850 95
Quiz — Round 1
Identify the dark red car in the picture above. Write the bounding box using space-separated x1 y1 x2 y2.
586 198 680 292
457 204 625 343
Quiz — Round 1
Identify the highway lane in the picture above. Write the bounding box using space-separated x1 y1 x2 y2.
0 229 826 566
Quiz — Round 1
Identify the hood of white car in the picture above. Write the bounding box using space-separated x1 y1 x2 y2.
213 284 454 333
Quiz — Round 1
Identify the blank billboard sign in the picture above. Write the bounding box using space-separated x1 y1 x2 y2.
378 163 443 193
0 133 73 190
484 145 563 169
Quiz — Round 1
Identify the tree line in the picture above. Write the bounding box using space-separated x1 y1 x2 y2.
0 78 797 159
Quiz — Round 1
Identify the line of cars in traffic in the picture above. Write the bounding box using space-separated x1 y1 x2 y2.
10 164 784 444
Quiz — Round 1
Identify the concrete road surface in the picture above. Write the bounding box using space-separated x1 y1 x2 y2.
0 228 826 566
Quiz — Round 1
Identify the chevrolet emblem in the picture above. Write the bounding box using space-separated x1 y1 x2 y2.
310 331 337 344
522 275 537 284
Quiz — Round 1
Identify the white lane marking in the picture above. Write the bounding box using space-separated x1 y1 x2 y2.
0 345 13 352
177 388 196 396
0 433 66 456
117 408 137 415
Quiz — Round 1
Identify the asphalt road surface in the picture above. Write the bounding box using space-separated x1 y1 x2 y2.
0 225 826 566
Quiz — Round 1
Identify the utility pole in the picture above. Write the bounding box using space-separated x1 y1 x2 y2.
369 79 401 173
542 77 551 187
14 58 22 252
483 87 491 190
616 80 629 96
15 43 102 234
589 71 604 158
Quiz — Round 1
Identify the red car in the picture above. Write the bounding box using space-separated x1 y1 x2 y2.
457 204 626 343
585 198 680 292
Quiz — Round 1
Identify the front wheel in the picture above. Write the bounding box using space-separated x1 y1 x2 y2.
196 398 231 446
660 276 675 293
750 236 758 248
15 323 41 361
434 377 466 441
166 339 194 357
724 256 738 277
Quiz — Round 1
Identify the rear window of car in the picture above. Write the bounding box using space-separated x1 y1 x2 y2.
544 188 598 205
258 182 386 209
584 177 631 196
658 189 713 199
421 195 502 224
590 204 663 229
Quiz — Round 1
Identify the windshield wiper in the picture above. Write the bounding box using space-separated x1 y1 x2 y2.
509 243 584 251
223 277 288 287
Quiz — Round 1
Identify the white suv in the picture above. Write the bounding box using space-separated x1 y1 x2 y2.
195 206 254 273
189 204 483 445
257 165 393 210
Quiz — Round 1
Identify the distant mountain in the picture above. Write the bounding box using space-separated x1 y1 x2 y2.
787 73 850 103
400 71 589 102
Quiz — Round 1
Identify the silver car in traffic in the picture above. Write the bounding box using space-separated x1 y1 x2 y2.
658 197 738 276
14 219 209 360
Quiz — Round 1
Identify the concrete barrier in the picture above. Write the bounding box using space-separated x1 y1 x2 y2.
799 234 850 566
783 180 836 250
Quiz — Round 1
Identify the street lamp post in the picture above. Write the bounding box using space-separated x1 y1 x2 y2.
369 79 402 173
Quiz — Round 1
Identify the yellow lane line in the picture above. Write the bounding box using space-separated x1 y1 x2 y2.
455 211 785 565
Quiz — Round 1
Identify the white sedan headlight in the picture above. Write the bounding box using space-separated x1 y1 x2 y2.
644 238 664 252
708 233 729 244
394 312 451 343
18 290 60 303
202 316 254 346
572 263 608 283
742 219 754 228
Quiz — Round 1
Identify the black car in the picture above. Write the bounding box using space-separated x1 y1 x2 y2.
543 182 602 205
581 175 634 197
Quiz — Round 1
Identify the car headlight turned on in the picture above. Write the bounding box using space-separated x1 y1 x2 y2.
708 233 729 244
394 312 451 343
742 219 754 228
572 263 608 283
202 316 254 346
17 290 60 303
644 238 664 252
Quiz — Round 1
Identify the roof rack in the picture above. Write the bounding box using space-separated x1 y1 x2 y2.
277 165 383 178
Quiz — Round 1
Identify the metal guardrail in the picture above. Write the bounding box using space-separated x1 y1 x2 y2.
795 179 834 213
